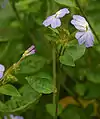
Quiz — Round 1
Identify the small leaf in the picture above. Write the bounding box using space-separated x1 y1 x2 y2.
86 71 100 83
26 72 53 94
75 83 86 96
0 84 20 96
46 104 63 116
60 52 75 66
66 44 86 61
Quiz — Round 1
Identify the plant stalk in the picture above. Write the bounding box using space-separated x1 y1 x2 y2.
52 45 57 119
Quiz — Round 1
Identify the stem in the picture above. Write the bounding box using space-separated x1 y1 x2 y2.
75 0 100 43
10 0 21 22
52 45 57 119
10 0 34 45
0 56 24 85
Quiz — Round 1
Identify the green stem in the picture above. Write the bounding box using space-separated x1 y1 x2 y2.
52 45 57 119
10 0 21 22
75 0 100 43
0 56 24 85
10 0 34 45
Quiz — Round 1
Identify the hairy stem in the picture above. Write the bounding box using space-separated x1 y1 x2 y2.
75 0 100 43
52 45 57 119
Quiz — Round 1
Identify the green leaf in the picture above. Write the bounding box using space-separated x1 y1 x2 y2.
18 55 46 74
66 44 86 61
75 83 86 96
84 82 100 99
26 72 53 94
60 45 85 67
0 84 41 113
60 52 75 66
46 104 63 117
0 84 20 96
85 104 94 116
86 71 100 83
54 0 76 7
60 105 87 119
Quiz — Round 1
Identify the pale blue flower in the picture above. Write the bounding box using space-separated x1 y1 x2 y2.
43 8 70 28
1 0 9 8
4 115 24 119
71 15 94 47
0 64 5 79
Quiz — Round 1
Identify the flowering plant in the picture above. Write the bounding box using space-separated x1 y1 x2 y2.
0 0 100 119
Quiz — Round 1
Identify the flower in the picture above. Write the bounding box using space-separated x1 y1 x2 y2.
1 0 9 8
43 8 70 28
0 64 5 79
23 45 36 57
71 15 94 47
4 114 24 119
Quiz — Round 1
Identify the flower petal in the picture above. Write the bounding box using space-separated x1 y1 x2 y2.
43 15 55 27
71 19 86 31
0 72 4 79
15 116 24 119
71 15 89 31
0 64 5 72
75 30 94 47
4 116 7 119
85 30 94 47
56 8 70 18
51 18 61 28
73 15 86 23
27 45 35 52
4 115 24 119
10 115 15 119
75 31 86 44
27 49 36 56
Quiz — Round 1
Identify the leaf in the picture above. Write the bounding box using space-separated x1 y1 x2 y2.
75 83 86 96
66 44 86 61
0 84 20 96
86 71 100 83
46 104 63 116
26 72 53 94
59 96 79 109
75 81 100 99
85 104 94 116
60 44 86 67
0 84 41 113
84 82 100 99
60 105 87 119
54 0 76 7
59 96 98 115
18 55 46 74
60 52 75 66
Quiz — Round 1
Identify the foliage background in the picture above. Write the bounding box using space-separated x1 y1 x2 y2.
0 0 100 119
